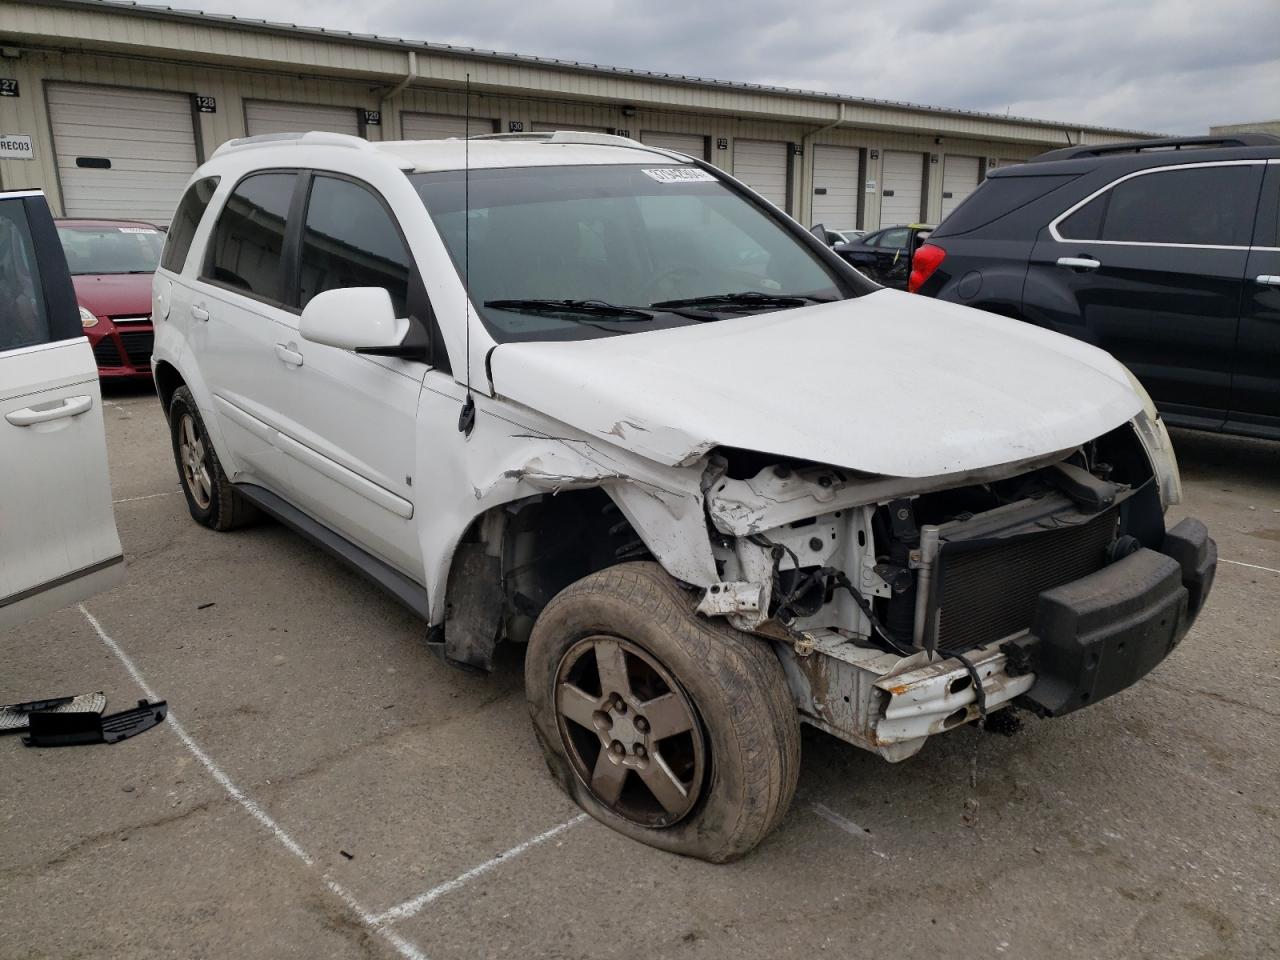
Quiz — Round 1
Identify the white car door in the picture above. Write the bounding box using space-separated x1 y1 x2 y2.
270 172 425 576
0 191 123 629
188 170 301 495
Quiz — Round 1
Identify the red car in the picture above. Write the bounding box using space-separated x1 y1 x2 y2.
56 218 164 379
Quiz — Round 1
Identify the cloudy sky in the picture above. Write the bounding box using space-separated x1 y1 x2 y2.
185 0 1277 134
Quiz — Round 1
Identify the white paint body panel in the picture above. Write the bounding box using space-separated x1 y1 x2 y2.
490 290 1141 477
0 338 122 627
46 82 198 224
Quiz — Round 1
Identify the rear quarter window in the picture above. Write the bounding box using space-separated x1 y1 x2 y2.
933 174 1078 236
162 177 219 273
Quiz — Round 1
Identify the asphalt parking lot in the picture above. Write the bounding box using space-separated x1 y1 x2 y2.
3 384 1278 960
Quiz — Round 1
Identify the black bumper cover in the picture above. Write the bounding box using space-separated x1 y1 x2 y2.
1003 517 1216 717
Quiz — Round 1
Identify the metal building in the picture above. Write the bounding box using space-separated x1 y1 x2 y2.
0 0 1155 228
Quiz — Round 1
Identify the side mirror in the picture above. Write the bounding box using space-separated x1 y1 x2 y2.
300 287 407 352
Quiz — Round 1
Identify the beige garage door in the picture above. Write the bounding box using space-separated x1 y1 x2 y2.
940 154 981 220
811 145 861 230
244 101 360 137
640 131 706 159
47 83 199 225
733 139 789 212
401 113 497 139
880 150 924 225
531 122 610 134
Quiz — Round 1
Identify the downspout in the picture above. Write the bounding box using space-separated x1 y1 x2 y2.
382 50 418 140
800 102 845 226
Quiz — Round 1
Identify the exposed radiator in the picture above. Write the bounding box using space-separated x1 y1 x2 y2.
932 509 1119 654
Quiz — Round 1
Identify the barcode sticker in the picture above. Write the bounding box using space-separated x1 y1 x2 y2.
118 227 159 234
642 167 716 184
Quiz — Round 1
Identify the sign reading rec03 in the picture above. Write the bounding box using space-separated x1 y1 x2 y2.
0 134 33 160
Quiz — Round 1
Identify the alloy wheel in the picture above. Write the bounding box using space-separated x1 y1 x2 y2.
178 413 213 510
554 634 706 827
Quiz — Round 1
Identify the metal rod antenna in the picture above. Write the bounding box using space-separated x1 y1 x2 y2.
457 72 476 436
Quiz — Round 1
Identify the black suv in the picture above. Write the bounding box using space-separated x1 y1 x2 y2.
911 134 1280 440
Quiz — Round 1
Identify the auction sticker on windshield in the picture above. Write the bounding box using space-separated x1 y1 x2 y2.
642 167 717 184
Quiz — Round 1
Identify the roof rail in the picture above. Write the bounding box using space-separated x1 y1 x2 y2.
468 130 644 149
211 130 375 159
1030 133 1280 163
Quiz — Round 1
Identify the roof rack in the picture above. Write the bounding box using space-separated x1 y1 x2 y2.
1030 133 1280 163
211 130 376 159
467 130 644 148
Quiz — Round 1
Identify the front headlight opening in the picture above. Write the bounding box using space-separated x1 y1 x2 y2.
79 305 99 328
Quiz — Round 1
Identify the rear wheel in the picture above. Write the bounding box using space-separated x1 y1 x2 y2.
168 386 257 531
525 562 800 862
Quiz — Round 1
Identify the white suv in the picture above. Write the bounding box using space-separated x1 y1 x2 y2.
151 131 1215 862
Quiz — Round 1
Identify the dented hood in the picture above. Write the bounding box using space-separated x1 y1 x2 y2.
487 290 1143 478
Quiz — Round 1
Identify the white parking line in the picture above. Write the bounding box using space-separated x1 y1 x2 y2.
76 602 591 957
112 490 179 504
369 813 589 924
78 604 425 959
1221 558 1280 576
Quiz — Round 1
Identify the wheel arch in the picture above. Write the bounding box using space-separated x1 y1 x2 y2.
153 358 186 418
430 485 659 670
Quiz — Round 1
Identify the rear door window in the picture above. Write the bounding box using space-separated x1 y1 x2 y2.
298 175 412 316
0 198 53 351
162 176 219 273
1059 164 1260 246
202 172 297 305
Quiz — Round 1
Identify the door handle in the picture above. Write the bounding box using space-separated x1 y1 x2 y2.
191 304 210 321
274 344 304 367
5 394 93 426
1255 275 1280 286
1057 256 1101 270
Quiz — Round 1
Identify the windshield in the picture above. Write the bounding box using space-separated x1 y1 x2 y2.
411 164 849 342
56 225 163 275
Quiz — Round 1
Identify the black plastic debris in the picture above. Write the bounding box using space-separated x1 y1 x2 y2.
0 692 107 734
22 699 168 748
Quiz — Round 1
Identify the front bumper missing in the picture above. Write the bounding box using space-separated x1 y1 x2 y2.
776 631 1034 762
1003 517 1215 717
774 515 1216 760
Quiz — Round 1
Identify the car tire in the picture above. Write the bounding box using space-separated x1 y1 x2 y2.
525 561 800 863
168 386 257 531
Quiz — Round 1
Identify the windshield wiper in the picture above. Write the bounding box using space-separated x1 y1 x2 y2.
650 291 834 311
484 299 653 321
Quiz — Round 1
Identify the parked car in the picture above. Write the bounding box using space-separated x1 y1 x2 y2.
832 223 933 288
1 192 123 629
152 130 1214 861
56 218 164 379
812 226 865 245
911 133 1280 439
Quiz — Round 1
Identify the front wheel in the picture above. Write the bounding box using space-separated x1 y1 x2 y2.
525 562 800 862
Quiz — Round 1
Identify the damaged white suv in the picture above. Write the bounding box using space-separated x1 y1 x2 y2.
152 131 1216 862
